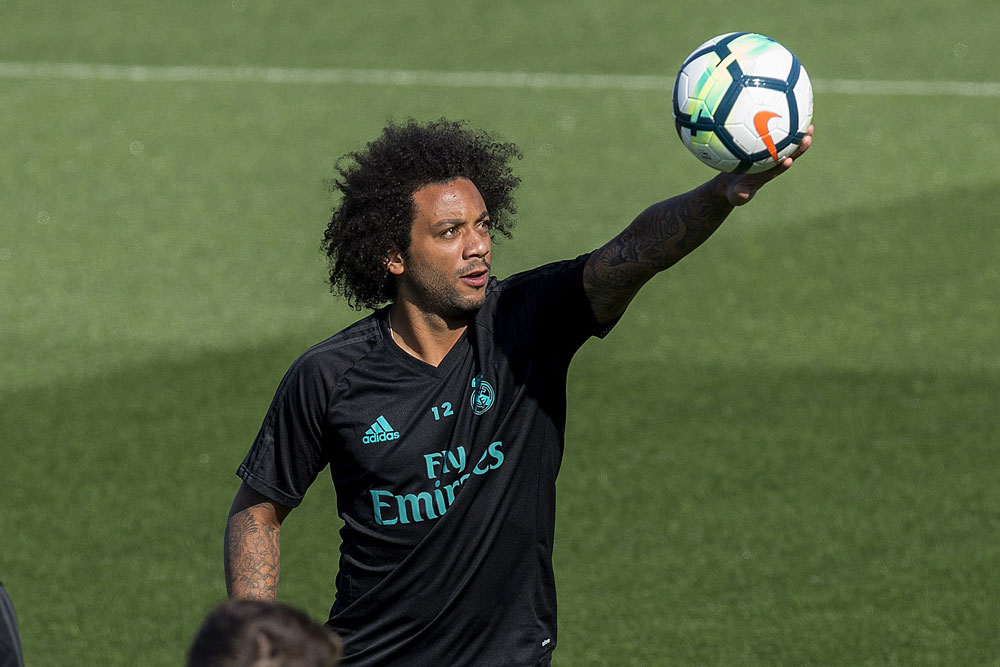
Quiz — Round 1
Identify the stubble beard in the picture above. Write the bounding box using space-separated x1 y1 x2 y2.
402 262 488 322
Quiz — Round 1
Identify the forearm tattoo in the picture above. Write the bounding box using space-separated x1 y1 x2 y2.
584 182 734 322
224 508 281 600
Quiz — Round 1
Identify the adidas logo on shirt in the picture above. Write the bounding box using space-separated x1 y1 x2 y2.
362 415 400 444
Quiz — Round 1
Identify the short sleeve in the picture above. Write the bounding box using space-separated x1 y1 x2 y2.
237 351 332 508
489 252 619 356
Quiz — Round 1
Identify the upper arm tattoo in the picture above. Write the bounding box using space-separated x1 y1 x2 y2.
224 506 282 600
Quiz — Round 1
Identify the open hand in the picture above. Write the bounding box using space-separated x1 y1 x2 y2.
720 124 814 206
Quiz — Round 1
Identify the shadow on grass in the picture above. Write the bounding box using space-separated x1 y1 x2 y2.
559 357 1000 666
0 338 340 667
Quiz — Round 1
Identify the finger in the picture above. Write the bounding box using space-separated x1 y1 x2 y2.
789 125 814 159
756 155 794 181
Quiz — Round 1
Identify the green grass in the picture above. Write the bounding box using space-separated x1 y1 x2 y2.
2 1 1000 665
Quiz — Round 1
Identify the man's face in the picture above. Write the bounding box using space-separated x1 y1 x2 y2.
390 177 492 319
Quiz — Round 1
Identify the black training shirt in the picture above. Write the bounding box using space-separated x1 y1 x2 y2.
238 253 614 666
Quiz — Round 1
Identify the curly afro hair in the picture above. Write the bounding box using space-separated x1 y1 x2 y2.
321 118 523 311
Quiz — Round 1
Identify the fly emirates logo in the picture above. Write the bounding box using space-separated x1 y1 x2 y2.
369 443 504 526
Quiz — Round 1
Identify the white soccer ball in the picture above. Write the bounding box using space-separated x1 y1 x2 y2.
672 32 813 173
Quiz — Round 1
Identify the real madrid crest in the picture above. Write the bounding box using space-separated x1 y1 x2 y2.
471 374 494 415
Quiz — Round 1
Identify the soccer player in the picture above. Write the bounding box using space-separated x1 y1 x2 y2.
225 118 812 666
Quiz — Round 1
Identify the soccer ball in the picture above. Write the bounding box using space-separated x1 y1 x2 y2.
672 32 813 174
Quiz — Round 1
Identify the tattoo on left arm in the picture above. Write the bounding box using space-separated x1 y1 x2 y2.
583 177 734 324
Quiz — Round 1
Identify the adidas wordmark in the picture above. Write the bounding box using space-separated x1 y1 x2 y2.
363 415 400 444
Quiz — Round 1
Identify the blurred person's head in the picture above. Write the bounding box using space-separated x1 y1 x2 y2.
187 599 342 667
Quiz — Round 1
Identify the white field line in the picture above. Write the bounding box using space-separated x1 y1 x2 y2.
2 61 1000 97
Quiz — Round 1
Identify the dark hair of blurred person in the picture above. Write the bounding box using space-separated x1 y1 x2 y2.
187 599 342 667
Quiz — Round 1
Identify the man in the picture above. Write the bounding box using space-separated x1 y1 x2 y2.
188 599 342 667
225 118 812 665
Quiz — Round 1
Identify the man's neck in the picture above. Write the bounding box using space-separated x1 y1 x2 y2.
388 302 470 367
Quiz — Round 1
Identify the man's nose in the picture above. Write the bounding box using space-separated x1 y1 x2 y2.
464 230 489 258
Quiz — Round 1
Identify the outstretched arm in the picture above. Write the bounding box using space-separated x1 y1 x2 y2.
583 127 813 324
224 482 291 600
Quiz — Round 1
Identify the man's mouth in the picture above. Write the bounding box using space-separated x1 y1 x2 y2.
459 266 490 288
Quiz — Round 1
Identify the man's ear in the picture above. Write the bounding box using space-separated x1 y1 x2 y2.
384 248 404 276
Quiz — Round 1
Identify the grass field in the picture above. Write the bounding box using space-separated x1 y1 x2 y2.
2 1 999 665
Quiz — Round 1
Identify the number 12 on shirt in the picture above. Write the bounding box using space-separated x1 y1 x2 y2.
430 402 454 420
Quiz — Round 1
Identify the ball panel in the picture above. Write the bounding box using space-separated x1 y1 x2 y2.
725 87 792 159
792 66 814 133
683 32 743 66
737 43 794 80
693 132 742 172
714 157 745 173
673 69 692 111
743 158 781 174
679 125 742 172
674 52 730 123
